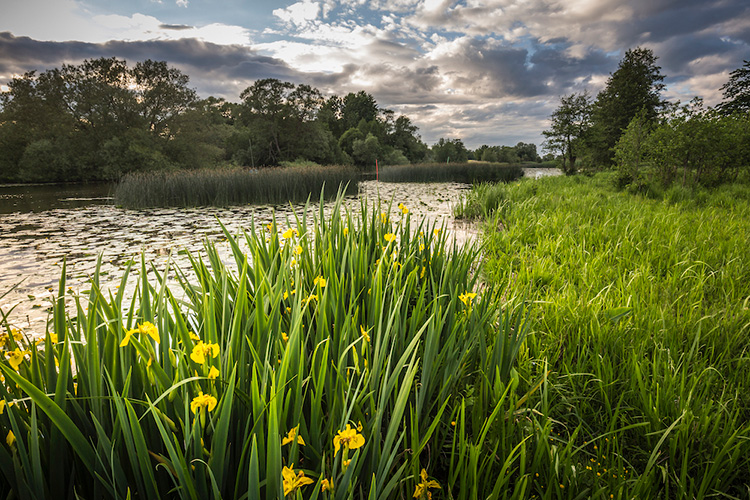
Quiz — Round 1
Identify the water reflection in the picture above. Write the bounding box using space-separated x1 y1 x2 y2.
0 183 113 214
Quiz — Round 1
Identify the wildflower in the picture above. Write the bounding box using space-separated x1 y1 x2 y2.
0 334 7 348
282 228 297 239
7 349 29 371
282 332 289 342
190 391 217 414
360 325 370 343
313 276 327 288
458 292 477 307
282 425 305 446
295 245 303 255
342 459 351 470
450 421 456 427
208 366 220 380
333 424 365 456
190 341 220 364
189 331 200 341
413 468 440 499
304 294 318 305
420 266 426 279
11 329 23 341
384 233 396 243
321 478 334 493
282 464 314 496
433 228 441 236
6 430 15 448
343 227 349 236
120 321 160 347
0 400 5 414
398 203 409 214
380 212 388 223
49 333 58 344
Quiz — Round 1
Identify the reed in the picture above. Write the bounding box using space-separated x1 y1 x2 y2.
0 192 534 499
378 162 524 184
114 165 359 209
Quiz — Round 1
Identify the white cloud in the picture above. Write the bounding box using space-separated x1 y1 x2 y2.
176 0 189 7
273 0 321 27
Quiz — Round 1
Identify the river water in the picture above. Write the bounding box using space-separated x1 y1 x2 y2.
0 168 560 336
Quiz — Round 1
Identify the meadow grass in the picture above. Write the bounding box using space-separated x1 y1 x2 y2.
114 165 359 209
471 173 750 497
378 162 524 184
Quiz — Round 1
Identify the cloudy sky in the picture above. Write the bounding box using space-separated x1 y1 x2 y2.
1 0 748 149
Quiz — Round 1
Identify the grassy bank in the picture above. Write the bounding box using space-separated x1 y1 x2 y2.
473 173 750 497
114 165 359 209
378 162 524 184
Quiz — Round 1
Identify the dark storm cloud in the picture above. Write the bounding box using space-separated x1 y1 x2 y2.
0 32 311 99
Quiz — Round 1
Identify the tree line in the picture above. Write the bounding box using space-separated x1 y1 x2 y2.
543 48 750 188
0 57 545 184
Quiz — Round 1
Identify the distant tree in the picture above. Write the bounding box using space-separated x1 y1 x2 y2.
514 142 539 162
718 60 750 115
613 109 652 187
542 92 592 174
341 91 378 131
432 138 468 163
589 47 666 166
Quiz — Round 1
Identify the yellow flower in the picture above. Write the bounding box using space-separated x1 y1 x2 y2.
0 400 5 415
343 459 351 470
282 228 297 239
384 233 396 242
7 349 28 371
208 366 220 380
295 245 303 255
282 332 289 342
189 331 200 341
333 424 365 456
321 478 334 493
6 430 15 448
398 203 409 214
49 333 59 344
343 227 349 236
433 228 441 236
313 276 327 288
282 464 314 496
458 292 477 307
190 341 220 364
413 468 441 499
380 212 388 223
282 425 305 446
360 325 370 343
190 391 217 414
120 322 160 347
304 294 318 305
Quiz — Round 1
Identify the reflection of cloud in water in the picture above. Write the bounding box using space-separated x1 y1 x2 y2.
0 181 478 336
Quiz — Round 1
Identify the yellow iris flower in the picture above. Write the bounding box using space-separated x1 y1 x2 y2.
190 341 220 364
282 425 305 446
120 321 160 347
282 464 314 496
413 468 441 499
190 391 217 414
333 423 365 456
384 233 396 242
458 292 477 307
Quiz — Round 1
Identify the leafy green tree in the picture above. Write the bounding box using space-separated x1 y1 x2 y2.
613 109 652 187
432 138 468 163
352 133 382 167
589 47 666 166
542 92 592 174
718 60 750 115
341 91 378 131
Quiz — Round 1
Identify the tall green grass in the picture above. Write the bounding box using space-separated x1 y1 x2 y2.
475 173 750 497
378 162 524 184
114 165 359 209
0 192 547 499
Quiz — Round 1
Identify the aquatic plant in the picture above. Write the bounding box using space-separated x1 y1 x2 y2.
378 162 524 184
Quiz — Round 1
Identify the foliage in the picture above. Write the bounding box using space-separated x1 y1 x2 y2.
431 138 469 163
542 92 592 174
113 165 359 209
588 47 666 166
718 59 750 115
0 194 532 499
378 162 524 184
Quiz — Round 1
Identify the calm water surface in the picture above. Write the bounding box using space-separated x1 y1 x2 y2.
0 168 560 336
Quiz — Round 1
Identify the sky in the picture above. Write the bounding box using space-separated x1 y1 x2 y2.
0 0 749 149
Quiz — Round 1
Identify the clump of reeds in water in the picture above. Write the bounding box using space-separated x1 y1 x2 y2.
378 162 524 183
114 165 359 208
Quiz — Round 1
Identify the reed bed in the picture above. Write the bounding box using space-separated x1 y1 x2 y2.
0 193 545 499
473 173 750 497
378 162 524 184
114 166 359 209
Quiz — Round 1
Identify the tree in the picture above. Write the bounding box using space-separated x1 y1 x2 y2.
718 60 750 115
542 92 592 174
613 109 652 187
590 47 666 166
341 91 378 131
432 138 468 163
